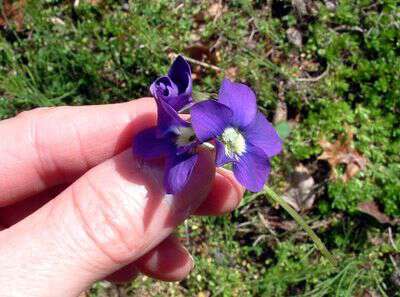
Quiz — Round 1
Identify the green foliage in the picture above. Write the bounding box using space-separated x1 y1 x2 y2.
1 0 399 295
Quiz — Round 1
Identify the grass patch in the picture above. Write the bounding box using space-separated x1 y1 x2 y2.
1 0 399 296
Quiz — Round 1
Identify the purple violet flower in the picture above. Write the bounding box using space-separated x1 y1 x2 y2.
150 55 192 111
190 79 283 192
133 97 199 194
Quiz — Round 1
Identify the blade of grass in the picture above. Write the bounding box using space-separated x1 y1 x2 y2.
264 186 337 266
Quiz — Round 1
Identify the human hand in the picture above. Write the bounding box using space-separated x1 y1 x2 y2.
0 98 244 297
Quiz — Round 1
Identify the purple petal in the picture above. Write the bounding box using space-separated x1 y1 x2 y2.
232 145 271 192
218 79 257 127
132 127 175 159
243 111 283 157
168 55 192 94
150 76 191 111
164 153 198 194
156 97 189 137
190 100 233 142
150 76 179 98
215 140 235 166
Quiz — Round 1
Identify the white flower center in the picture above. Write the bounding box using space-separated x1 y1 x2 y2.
176 127 196 147
221 127 246 159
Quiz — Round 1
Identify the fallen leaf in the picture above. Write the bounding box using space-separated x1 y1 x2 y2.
184 43 220 80
318 130 367 182
324 0 337 11
207 2 224 20
283 164 316 212
286 28 303 48
357 201 391 224
185 44 213 62
0 0 25 31
291 0 308 16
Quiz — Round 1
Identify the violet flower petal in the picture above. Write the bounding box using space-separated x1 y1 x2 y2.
190 100 233 142
150 76 179 98
218 79 257 127
164 153 198 194
215 140 235 167
133 127 175 159
156 97 189 138
232 144 271 192
243 111 283 157
168 55 192 94
150 56 193 111
151 76 191 111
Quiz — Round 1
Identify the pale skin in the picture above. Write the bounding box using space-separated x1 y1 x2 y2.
0 98 244 297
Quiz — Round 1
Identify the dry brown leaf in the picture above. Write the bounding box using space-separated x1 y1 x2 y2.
318 130 367 182
286 27 303 48
283 164 316 212
0 0 25 31
292 0 308 16
357 201 391 224
207 2 224 20
184 43 221 80
324 0 337 11
185 44 213 62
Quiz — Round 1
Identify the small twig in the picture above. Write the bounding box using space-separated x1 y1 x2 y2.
333 25 365 33
253 234 266 246
212 0 224 23
265 48 274 58
210 35 223 52
388 227 397 250
173 3 184 12
170 53 222 72
247 18 258 44
387 227 399 273
295 65 330 82
258 212 278 236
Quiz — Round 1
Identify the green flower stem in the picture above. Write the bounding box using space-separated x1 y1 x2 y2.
264 186 337 266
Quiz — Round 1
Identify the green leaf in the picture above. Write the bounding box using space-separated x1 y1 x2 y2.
275 121 291 139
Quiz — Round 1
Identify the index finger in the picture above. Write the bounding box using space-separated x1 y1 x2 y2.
0 98 156 206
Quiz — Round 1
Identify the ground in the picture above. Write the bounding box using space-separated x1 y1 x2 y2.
0 0 399 296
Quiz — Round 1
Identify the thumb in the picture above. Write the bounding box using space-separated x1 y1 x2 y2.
0 149 214 297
